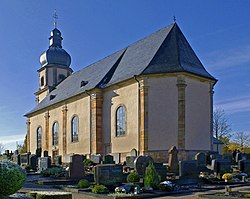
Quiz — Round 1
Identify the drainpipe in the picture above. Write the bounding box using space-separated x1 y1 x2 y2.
86 90 92 156
134 75 141 156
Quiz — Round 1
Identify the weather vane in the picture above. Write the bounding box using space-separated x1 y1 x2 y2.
173 15 176 23
53 10 58 28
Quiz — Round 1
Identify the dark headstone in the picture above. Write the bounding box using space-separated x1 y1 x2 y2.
195 152 206 166
17 154 21 165
94 164 123 186
211 159 231 178
154 163 167 181
179 160 198 179
126 156 136 168
43 151 49 157
20 153 30 165
102 155 115 164
246 153 250 161
239 160 250 175
36 148 41 158
210 153 222 161
223 154 233 162
55 156 62 165
235 152 243 163
69 154 85 179
168 146 178 173
5 150 9 156
30 155 37 171
134 155 154 176
14 150 19 155
38 157 51 172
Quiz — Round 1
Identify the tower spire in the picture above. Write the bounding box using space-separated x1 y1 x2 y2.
53 10 58 28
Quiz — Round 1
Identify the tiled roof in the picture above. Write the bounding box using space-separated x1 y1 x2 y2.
26 23 216 116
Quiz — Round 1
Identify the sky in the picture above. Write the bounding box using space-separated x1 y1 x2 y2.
0 0 250 150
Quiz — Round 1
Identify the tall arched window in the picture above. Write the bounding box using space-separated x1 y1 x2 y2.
116 105 126 136
52 122 59 146
71 116 79 142
37 127 42 149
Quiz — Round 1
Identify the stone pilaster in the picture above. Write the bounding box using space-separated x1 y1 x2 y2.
44 111 50 151
209 83 214 151
62 105 68 154
139 79 149 155
176 76 187 150
90 91 103 154
26 118 31 152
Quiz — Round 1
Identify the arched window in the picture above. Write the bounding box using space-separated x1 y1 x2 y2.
41 76 44 86
71 116 79 142
116 105 126 136
37 127 42 149
52 122 59 146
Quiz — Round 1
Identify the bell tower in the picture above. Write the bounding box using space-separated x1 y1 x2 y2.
35 13 73 104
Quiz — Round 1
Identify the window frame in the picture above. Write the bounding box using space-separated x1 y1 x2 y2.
115 105 127 137
71 115 79 142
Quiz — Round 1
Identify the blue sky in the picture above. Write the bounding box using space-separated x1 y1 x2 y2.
0 0 250 150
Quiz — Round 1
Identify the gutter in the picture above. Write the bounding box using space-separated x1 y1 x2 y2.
134 75 141 155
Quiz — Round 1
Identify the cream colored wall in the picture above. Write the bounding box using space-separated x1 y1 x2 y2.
66 97 90 155
147 76 178 151
28 95 91 156
103 83 138 154
185 77 211 150
38 90 49 103
29 113 45 154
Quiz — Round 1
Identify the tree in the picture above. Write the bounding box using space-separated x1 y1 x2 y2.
0 143 5 155
232 132 250 150
213 108 232 142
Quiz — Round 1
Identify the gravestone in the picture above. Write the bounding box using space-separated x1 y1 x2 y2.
179 160 199 179
102 155 115 164
130 149 137 157
90 154 101 164
210 153 222 161
17 154 21 165
55 156 62 165
168 146 179 173
14 150 19 155
239 160 250 175
69 154 85 179
43 151 49 157
94 164 123 186
223 154 233 162
236 152 243 163
195 152 206 166
211 159 231 178
154 163 167 181
246 153 250 161
20 153 30 165
126 156 136 168
30 155 37 171
134 155 154 176
5 150 9 156
38 157 51 172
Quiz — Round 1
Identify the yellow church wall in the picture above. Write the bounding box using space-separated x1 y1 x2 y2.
103 82 139 154
29 113 46 154
185 77 212 151
147 76 178 151
66 97 91 155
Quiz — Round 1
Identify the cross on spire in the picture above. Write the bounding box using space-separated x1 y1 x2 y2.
173 15 176 23
53 10 58 28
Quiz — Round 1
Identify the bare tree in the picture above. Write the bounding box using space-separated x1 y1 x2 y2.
0 143 5 154
213 107 232 140
232 132 250 150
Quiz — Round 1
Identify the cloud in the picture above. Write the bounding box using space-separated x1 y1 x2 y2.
215 95 250 114
0 134 25 144
203 45 250 71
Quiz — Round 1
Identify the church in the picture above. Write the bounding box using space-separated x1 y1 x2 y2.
25 22 217 163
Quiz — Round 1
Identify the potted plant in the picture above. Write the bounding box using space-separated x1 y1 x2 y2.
222 173 233 182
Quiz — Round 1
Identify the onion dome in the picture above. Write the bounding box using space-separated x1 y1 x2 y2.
39 28 71 67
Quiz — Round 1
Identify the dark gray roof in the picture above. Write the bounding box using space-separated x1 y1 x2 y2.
213 137 224 145
26 23 216 116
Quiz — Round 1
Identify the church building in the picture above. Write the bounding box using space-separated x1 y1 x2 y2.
25 22 217 162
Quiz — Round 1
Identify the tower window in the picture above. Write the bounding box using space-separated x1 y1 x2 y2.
41 76 44 86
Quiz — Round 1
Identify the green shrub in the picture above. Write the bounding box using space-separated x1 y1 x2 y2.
34 191 72 199
40 166 66 178
77 179 90 188
144 162 160 189
83 159 94 166
0 161 26 197
127 172 140 183
91 185 109 194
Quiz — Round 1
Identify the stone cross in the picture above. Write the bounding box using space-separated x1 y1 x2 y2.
168 146 179 173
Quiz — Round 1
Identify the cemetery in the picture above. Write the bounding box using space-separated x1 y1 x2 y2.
1 147 250 198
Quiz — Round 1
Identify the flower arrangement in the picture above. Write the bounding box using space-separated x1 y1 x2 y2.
222 173 233 182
